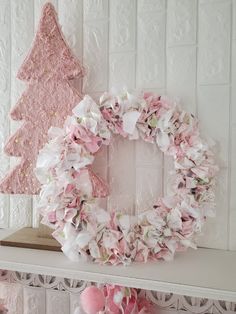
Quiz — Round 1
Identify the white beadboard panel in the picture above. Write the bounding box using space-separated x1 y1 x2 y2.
198 0 231 85
167 0 197 47
0 0 10 228
46 290 70 314
83 19 108 93
229 3 236 250
109 52 136 89
34 0 58 27
10 0 34 228
197 85 229 249
136 7 166 89
0 282 23 314
167 46 197 112
23 286 46 314
109 0 136 53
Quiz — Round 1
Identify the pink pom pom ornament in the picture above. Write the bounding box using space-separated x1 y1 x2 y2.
80 286 105 314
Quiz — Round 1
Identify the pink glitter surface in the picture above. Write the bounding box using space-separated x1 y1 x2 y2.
0 3 84 194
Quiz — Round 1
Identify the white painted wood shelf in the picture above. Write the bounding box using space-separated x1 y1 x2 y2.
0 230 236 302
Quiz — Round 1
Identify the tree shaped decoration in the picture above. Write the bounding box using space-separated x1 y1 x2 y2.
0 3 85 194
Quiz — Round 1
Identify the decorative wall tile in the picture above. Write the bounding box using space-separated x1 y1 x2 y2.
109 52 135 88
167 0 197 47
58 0 83 60
167 46 197 112
83 20 108 92
83 0 108 21
23 286 45 314
136 9 166 88
198 0 231 85
109 0 136 53
46 290 70 314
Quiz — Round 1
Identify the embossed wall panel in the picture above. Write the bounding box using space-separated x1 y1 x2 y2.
0 0 234 275
0 0 10 228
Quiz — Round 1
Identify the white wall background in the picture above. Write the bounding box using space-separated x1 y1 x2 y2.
0 1 235 313
0 0 235 250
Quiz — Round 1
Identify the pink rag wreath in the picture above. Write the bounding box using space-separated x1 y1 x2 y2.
36 90 218 265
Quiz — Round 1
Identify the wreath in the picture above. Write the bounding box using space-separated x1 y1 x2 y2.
36 90 218 265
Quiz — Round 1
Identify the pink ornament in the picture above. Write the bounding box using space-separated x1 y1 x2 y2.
0 303 7 314
80 286 105 314
0 3 84 194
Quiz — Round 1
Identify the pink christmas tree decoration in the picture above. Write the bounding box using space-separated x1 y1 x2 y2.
0 3 84 194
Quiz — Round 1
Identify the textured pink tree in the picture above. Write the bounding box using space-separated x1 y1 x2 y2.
0 3 84 194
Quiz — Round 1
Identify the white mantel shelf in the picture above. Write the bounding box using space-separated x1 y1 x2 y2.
0 230 236 302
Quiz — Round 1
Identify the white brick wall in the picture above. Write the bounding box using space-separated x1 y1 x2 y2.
0 2 235 306
0 0 235 250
